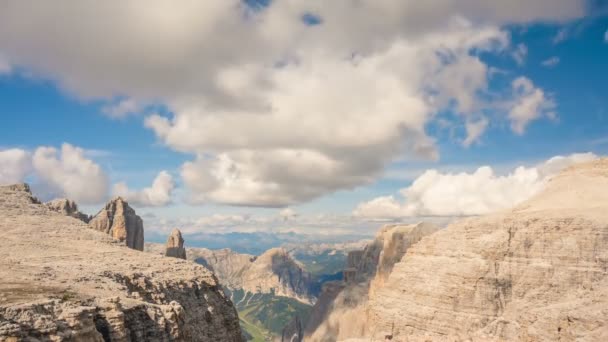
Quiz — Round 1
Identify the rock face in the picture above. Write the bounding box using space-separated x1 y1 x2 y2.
305 222 440 342
0 184 242 341
188 247 315 304
45 198 91 223
357 159 608 341
166 228 187 260
281 315 304 342
89 197 144 251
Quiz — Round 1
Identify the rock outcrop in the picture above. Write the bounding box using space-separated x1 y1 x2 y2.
0 184 242 341
354 159 608 341
45 198 91 223
165 228 187 260
89 197 144 251
305 222 440 341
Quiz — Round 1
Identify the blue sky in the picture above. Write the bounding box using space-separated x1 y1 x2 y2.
0 1 607 242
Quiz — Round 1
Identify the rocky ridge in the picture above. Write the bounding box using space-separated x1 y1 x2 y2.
351 159 608 341
89 197 144 251
44 198 90 223
0 183 242 341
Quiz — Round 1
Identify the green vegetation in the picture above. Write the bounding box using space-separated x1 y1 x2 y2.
226 288 312 341
293 250 347 276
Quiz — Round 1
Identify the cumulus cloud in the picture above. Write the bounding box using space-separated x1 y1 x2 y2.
354 153 598 218
32 143 109 204
508 77 556 134
541 56 560 68
0 1 586 206
0 149 32 184
112 171 175 207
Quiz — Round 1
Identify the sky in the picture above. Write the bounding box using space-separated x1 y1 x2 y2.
1 1 608 244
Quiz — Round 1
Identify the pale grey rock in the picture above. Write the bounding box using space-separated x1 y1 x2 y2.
352 159 608 341
305 222 440 342
165 228 187 260
0 183 243 342
45 198 90 223
89 197 144 251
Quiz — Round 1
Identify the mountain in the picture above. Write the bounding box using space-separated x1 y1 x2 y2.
0 183 242 341
146 231 372 255
146 244 316 340
334 158 608 340
304 222 440 341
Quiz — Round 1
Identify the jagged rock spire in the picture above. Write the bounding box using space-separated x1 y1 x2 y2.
89 197 144 251
165 228 186 260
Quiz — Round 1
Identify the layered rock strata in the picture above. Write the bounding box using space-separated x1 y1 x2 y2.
305 222 440 341
0 184 242 341
358 159 608 341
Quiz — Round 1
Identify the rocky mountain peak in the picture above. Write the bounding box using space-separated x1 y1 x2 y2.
165 228 187 260
89 196 144 251
44 198 90 223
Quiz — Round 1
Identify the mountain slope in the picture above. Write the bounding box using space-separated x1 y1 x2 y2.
360 159 608 341
0 184 242 341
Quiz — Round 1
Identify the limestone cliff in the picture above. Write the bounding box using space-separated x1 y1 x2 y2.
305 223 440 341
165 228 187 260
358 159 608 341
45 198 90 223
89 197 144 251
0 184 242 341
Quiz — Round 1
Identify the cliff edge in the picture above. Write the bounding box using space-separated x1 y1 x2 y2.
0 184 242 341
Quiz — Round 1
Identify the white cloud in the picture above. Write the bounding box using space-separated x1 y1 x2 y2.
101 98 141 119
463 117 489 146
508 76 556 134
112 170 175 207
541 56 560 68
0 149 32 184
354 153 598 218
279 208 298 221
511 43 528 65
0 1 586 206
32 143 109 204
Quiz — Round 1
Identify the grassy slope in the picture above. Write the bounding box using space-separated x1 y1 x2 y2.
227 288 312 341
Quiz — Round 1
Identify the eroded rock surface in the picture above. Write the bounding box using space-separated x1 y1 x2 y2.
358 159 608 341
89 197 144 251
165 228 187 260
45 198 91 223
0 184 242 341
305 223 440 341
